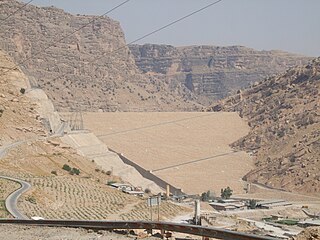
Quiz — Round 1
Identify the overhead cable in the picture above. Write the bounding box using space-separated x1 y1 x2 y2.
49 0 224 83
0 0 131 76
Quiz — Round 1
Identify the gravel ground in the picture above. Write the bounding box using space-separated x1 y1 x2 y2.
0 224 159 240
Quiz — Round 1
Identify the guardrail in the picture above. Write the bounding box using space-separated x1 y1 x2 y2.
0 219 279 240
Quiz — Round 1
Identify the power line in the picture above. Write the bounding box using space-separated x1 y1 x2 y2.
128 0 223 45
1 0 224 101
0 0 225 150
0 0 131 77
88 0 224 66
44 0 224 84
0 0 34 23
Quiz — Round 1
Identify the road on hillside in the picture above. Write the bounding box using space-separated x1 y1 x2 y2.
0 128 65 160
238 180 320 201
0 176 31 219
0 141 24 159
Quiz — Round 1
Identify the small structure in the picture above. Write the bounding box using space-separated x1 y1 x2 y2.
122 189 144 196
209 199 246 211
109 182 133 192
172 194 188 202
194 200 201 225
270 214 285 221
298 219 320 227
257 200 292 209
31 216 45 220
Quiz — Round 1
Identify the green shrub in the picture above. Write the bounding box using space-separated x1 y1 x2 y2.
20 88 26 94
201 190 215 202
248 199 257 209
62 164 71 172
71 168 80 175
62 164 80 175
26 196 36 204
144 188 151 194
221 187 233 199
51 170 57 175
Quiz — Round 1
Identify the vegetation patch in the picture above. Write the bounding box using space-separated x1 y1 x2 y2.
221 187 233 199
276 219 299 225
62 164 80 175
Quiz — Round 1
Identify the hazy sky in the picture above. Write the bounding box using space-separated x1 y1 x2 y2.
23 0 320 57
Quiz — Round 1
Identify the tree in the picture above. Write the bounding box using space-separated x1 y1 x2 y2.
144 188 151 194
248 199 257 209
201 191 209 201
200 190 215 202
220 187 233 199
62 164 71 172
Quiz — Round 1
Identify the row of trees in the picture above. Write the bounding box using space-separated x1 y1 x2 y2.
200 186 233 201
62 164 81 175
200 187 258 209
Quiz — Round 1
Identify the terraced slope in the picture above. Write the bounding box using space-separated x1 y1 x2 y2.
19 176 188 220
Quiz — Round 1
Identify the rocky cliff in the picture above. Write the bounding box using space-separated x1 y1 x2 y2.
206 58 320 195
129 44 311 103
0 1 200 112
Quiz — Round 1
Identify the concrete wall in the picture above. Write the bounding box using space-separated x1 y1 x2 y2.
109 148 184 196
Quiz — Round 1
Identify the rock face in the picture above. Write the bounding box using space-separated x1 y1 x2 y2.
129 44 312 103
206 58 320 195
0 1 200 112
0 50 47 147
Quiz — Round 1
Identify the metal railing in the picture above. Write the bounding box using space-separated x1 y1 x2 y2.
0 219 279 240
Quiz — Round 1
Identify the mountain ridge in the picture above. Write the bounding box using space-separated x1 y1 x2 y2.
206 57 320 195
129 43 311 104
0 0 200 112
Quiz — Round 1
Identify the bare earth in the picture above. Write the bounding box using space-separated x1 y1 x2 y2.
83 112 253 195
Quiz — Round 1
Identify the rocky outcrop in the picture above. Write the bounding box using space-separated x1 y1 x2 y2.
0 1 200 112
0 50 48 147
129 44 312 103
206 58 320 195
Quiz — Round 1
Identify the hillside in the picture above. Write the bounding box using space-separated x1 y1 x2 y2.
206 58 320 195
0 50 190 220
0 0 200 112
129 44 311 104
